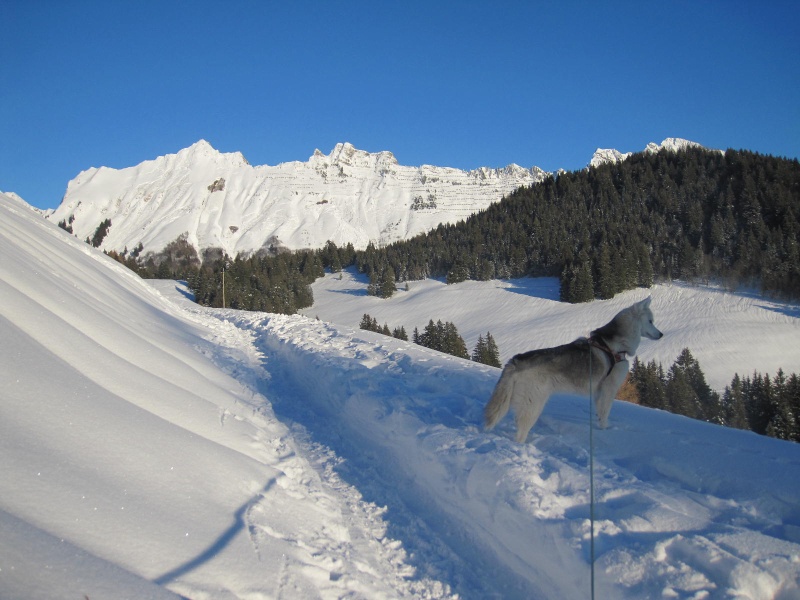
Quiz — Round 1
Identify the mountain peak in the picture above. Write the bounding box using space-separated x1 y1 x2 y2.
645 137 704 154
49 140 545 256
174 139 249 168
589 148 632 168
178 139 217 157
191 138 214 150
590 137 710 168
321 142 399 169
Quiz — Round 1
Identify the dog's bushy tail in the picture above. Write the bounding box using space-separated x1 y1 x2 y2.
484 363 515 430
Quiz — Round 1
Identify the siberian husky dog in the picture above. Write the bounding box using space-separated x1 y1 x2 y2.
484 297 663 443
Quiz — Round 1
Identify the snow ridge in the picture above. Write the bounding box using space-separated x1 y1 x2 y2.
589 137 710 168
46 141 548 257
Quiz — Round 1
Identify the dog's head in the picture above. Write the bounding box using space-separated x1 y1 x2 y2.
593 297 663 355
634 297 663 340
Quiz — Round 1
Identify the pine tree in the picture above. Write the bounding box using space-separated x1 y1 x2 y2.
156 260 172 279
90 218 112 248
446 260 470 285
472 332 501 367
631 358 667 410
380 265 397 299
722 374 749 429
594 242 616 300
666 364 699 419
786 373 800 442
746 372 773 435
674 348 722 423
472 335 486 363
367 271 379 297
415 319 468 359
443 321 469 359
636 242 654 288
766 369 794 441
360 313 378 332
571 255 595 303
485 332 501 367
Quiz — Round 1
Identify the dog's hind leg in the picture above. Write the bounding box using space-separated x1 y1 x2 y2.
595 360 629 429
514 390 549 443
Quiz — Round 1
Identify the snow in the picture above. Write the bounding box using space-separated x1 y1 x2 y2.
590 137 712 169
2 190 800 599
45 140 548 257
300 271 800 391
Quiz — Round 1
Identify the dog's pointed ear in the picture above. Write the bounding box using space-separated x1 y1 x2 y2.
639 297 652 308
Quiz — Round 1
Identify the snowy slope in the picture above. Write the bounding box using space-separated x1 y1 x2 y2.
0 193 440 599
300 271 800 391
45 140 548 257
3 191 800 599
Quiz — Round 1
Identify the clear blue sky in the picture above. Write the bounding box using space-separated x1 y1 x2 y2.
2 1 798 210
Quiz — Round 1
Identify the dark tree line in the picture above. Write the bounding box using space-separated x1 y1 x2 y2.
186 250 323 313
724 370 800 442
413 320 469 359
472 332 502 367
630 349 723 423
103 236 347 314
353 147 800 302
359 313 500 366
360 313 408 341
630 350 800 443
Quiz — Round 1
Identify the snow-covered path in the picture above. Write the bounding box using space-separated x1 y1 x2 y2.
197 299 800 599
1 194 450 599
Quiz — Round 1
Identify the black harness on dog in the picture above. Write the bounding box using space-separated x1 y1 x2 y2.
587 335 626 376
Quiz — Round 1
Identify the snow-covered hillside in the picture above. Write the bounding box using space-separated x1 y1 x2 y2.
3 191 799 599
45 140 548 257
300 270 800 391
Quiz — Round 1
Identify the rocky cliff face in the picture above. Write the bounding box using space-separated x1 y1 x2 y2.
48 140 548 256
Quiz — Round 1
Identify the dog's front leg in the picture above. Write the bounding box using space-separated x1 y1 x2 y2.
595 360 629 428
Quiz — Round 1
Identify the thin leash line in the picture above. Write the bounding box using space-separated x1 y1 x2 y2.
589 343 596 600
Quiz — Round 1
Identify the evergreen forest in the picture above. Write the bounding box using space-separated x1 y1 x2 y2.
354 147 800 302
630 350 800 444
359 313 501 367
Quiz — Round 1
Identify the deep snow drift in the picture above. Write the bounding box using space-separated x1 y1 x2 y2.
2 191 800 599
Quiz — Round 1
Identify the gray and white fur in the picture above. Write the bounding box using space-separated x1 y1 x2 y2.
484 297 663 443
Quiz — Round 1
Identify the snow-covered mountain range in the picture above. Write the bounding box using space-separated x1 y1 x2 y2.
3 190 799 599
45 138 705 257
46 141 547 257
